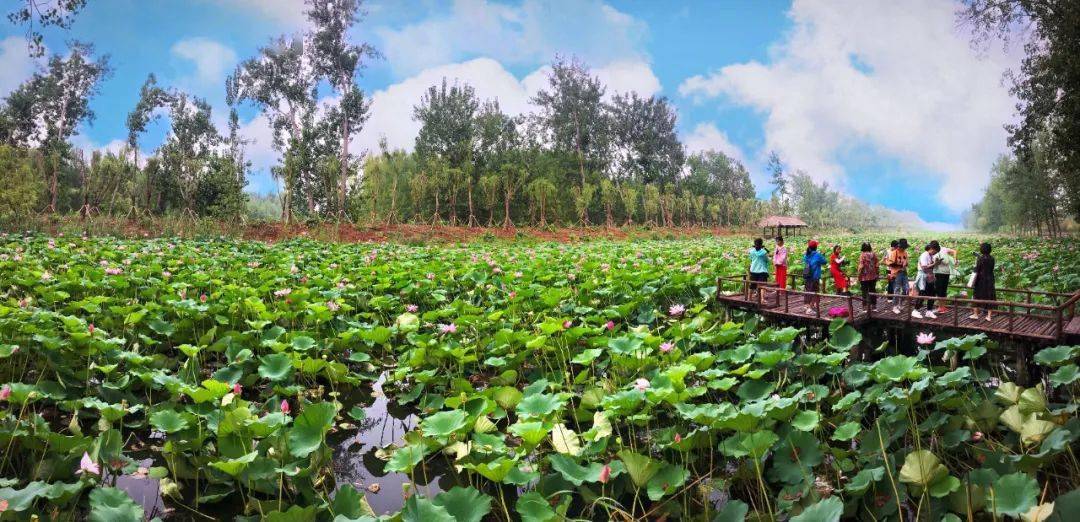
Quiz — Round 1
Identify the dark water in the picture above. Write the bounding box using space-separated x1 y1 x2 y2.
115 373 432 519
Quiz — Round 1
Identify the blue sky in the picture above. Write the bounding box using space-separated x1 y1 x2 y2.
0 0 1020 228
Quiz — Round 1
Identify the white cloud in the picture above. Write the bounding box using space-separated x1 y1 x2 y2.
678 0 1019 213
203 0 307 29
171 37 238 89
683 123 747 164
0 36 40 98
376 0 647 78
353 56 661 156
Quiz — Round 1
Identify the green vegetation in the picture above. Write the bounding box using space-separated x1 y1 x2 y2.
0 233 1076 520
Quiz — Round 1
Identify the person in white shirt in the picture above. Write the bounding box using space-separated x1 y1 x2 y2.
912 242 941 319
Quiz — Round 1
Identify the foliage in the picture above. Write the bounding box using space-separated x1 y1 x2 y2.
0 145 42 220
0 234 1076 520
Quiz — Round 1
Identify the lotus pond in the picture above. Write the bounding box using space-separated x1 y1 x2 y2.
0 233 1078 521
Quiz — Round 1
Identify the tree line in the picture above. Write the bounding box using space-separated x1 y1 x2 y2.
0 0 951 233
959 1 1080 236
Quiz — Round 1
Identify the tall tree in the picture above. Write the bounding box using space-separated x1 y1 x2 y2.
608 92 684 186
126 73 171 208
232 36 318 223
959 0 1080 221
307 0 377 220
683 150 755 199
158 93 219 214
24 42 111 212
531 56 610 211
766 150 787 210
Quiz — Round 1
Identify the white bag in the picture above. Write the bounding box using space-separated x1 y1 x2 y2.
967 273 977 288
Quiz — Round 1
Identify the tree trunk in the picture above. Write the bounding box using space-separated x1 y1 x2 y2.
467 182 478 227
503 187 513 229
338 111 350 221
538 195 547 227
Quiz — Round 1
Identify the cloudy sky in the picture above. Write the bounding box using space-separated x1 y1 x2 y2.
0 0 1020 227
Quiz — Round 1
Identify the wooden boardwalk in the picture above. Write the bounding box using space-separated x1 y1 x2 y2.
717 276 1080 343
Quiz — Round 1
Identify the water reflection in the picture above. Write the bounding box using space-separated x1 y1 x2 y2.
330 373 445 515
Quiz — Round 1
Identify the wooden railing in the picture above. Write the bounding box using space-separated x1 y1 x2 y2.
717 273 1080 340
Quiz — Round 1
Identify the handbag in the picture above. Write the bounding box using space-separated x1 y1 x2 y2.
967 273 977 288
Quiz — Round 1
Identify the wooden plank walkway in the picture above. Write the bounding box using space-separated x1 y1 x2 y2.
717 277 1080 343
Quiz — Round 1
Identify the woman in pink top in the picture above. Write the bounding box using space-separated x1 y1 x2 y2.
773 236 788 290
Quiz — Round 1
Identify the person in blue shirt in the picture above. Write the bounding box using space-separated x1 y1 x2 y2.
802 240 827 314
748 237 770 289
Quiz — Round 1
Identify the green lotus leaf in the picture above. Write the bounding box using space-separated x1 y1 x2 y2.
287 402 337 458
791 410 820 432
384 444 427 473
845 467 885 495
1033 346 1075 367
508 421 551 448
899 450 947 488
88 487 143 522
832 422 861 441
646 463 688 501
827 324 862 350
992 472 1040 517
209 451 257 477
149 410 190 434
402 495 453 522
713 499 749 522
516 393 564 418
258 353 294 381
420 410 468 439
516 491 557 522
618 450 660 487
431 487 492 522
1050 365 1080 387
790 496 843 522
740 430 778 458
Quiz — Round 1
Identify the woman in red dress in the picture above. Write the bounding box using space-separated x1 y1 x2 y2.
829 244 850 294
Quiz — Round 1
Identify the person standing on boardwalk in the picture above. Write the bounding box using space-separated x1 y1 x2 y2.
773 236 788 290
829 244 850 295
932 241 959 314
802 240 827 314
857 242 879 310
888 238 910 315
884 240 899 299
970 242 996 321
912 242 941 319
748 238 770 288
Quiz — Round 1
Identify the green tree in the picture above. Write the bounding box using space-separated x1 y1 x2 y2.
531 56 610 209
307 0 378 220
0 145 42 221
960 0 1080 221
125 73 171 209
608 92 684 186
232 36 318 223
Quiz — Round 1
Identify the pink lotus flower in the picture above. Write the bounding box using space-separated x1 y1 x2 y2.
508 291 517 299
405 304 418 313
280 400 291 414
426 273 435 280
88 323 95 334
634 378 650 391
668 304 685 317
563 320 573 329
971 431 983 442
674 433 682 443
76 452 100 476
104 267 123 275
0 386 10 401
439 323 458 334
199 294 207 303
17 298 28 308
326 301 340 312
274 288 292 297
659 342 674 354
598 464 611 484
162 271 171 278
232 383 242 395
605 321 615 331
916 332 935 345
514 271 523 278
290 265 299 274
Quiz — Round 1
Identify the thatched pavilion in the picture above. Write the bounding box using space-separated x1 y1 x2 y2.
758 216 808 238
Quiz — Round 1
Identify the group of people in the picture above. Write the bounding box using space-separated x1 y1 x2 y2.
747 237 998 320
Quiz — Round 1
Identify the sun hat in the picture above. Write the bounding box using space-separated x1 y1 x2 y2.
808 240 819 248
